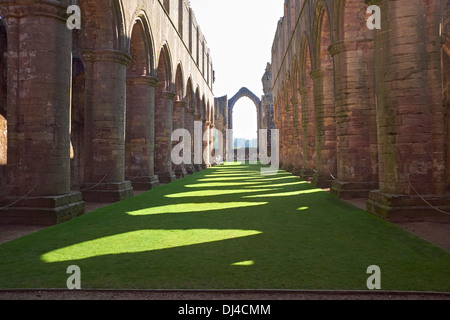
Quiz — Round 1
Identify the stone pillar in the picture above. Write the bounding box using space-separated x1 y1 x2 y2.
299 86 315 181
278 103 287 170
203 118 211 167
290 98 302 176
155 91 177 183
311 68 337 188
0 1 84 225
367 0 450 222
125 75 160 190
184 107 196 174
194 112 204 171
173 100 188 178
81 49 134 202
329 38 379 199
284 102 294 173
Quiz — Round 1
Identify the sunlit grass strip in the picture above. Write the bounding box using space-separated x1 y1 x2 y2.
0 163 449 291
243 189 322 198
41 229 262 263
127 202 268 216
165 188 278 198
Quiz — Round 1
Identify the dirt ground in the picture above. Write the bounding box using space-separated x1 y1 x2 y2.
0 289 449 300
0 194 449 300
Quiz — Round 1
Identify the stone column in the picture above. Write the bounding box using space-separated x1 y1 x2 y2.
155 91 176 183
290 97 302 176
367 0 450 221
203 118 211 167
184 107 196 174
284 102 294 173
279 102 288 171
173 100 188 178
329 38 379 199
81 49 134 202
311 68 337 188
299 86 315 181
194 112 204 171
0 1 84 225
125 75 160 190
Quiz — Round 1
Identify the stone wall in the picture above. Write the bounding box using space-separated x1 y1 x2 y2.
0 0 215 225
271 0 450 222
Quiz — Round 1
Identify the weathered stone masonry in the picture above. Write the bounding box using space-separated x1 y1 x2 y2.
0 0 215 225
272 0 450 221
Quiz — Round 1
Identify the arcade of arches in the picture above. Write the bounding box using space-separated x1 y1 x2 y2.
0 0 214 225
273 0 450 221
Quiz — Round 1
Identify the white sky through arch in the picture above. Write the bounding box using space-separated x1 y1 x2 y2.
232 98 258 140
189 0 284 139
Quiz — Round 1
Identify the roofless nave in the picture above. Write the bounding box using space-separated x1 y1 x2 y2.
0 0 449 225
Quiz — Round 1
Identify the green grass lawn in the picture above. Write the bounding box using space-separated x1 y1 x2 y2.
0 163 449 291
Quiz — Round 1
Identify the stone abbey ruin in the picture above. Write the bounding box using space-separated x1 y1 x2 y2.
0 0 449 225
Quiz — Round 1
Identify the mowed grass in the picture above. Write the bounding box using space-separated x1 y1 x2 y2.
0 163 449 291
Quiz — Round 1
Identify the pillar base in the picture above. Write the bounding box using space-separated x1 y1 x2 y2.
300 169 315 182
175 167 188 179
331 180 379 199
185 165 196 174
158 170 177 184
130 175 160 191
291 167 303 177
283 163 294 173
367 190 450 223
0 191 85 226
311 173 336 189
81 181 134 203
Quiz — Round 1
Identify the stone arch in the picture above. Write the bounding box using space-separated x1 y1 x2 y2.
227 87 262 130
299 34 315 178
76 0 135 202
184 77 196 173
154 44 176 183
173 63 187 178
78 0 127 51
174 63 185 102
291 56 303 173
329 0 379 199
332 0 373 43
125 17 159 190
156 43 173 92
311 1 337 187
195 87 201 117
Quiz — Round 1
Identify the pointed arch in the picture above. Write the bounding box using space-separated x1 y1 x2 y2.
124 16 159 189
299 34 315 177
78 0 127 51
126 15 156 77
311 0 337 186
156 43 173 92
154 43 176 183
174 63 185 102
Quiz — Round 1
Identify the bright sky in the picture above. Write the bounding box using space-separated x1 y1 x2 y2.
189 0 284 139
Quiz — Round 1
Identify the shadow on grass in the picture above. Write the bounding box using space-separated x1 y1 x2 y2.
0 164 450 291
